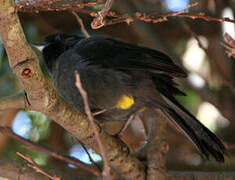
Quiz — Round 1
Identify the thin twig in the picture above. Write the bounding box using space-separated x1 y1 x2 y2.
0 126 100 176
75 72 111 180
91 0 115 29
171 2 199 15
117 114 135 136
17 152 61 180
103 2 199 26
104 2 235 27
79 141 102 171
72 12 90 38
181 20 208 52
16 1 235 27
181 21 235 96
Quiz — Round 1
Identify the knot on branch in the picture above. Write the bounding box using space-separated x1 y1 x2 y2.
91 12 105 29
21 68 34 78
13 58 36 79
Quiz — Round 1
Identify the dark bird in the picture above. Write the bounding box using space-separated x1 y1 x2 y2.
34 33 227 162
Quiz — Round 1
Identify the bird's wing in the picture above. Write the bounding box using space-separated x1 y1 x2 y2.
74 36 187 78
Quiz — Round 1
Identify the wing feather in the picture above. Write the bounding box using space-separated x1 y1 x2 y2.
74 37 187 78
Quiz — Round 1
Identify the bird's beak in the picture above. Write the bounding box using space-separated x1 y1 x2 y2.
31 42 47 52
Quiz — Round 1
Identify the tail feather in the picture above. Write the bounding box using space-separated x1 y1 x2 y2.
160 95 227 162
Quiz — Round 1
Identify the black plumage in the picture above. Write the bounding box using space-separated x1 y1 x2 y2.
37 33 227 162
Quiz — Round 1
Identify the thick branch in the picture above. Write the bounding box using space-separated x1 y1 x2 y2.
0 92 26 110
16 0 104 13
0 0 145 179
1 156 234 180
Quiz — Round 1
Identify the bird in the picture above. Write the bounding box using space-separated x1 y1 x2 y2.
33 33 227 162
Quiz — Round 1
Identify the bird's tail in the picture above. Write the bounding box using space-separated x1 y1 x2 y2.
160 95 227 162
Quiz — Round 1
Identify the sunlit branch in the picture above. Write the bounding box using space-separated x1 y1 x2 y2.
0 92 26 110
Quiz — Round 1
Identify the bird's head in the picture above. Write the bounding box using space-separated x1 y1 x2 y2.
32 33 83 72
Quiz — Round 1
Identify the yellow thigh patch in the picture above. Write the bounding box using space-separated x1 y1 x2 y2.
116 95 134 110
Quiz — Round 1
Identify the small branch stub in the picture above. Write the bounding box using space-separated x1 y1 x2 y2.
21 68 34 78
91 11 106 29
91 0 114 29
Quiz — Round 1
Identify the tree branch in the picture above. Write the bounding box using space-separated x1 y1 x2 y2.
0 92 26 110
91 0 115 29
16 1 235 29
0 156 51 180
75 72 111 180
0 0 145 179
0 156 91 180
72 12 90 38
17 152 61 180
168 171 235 179
103 3 235 27
0 126 100 176
16 0 105 13
1 155 235 180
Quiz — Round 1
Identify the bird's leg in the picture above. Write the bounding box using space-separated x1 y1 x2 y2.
92 106 116 116
115 114 136 137
92 109 107 116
